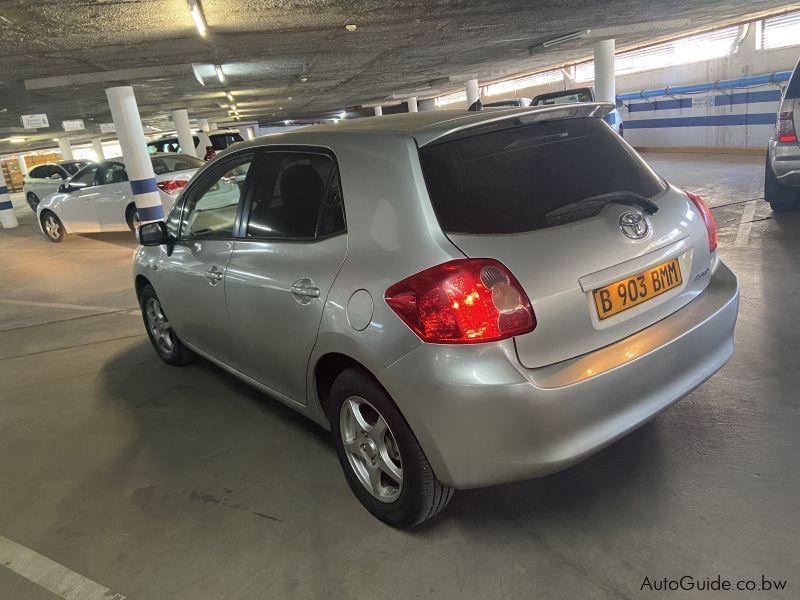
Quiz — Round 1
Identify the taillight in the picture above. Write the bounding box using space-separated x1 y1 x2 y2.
156 180 189 195
777 111 797 143
204 145 216 160
686 191 717 253
385 259 536 344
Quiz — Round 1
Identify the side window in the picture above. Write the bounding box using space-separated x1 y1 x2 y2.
245 152 342 240
70 165 100 188
99 163 128 185
29 166 48 179
180 153 254 239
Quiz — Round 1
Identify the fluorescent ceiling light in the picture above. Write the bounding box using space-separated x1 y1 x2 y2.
187 0 207 38
541 29 590 48
229 103 237 110
339 111 346 119
226 91 234 102
9 137 25 143
215 65 225 82
191 64 205 86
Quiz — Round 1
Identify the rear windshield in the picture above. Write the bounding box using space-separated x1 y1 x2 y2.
787 58 800 99
210 133 244 150
150 154 204 175
418 118 665 234
147 137 199 154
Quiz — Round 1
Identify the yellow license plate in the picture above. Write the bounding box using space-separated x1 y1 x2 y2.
593 258 683 320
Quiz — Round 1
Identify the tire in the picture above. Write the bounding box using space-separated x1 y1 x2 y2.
26 192 40 212
328 368 453 527
138 284 194 366
765 154 799 212
126 204 140 232
40 211 65 243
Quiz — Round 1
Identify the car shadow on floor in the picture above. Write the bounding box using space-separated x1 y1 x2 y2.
96 339 672 532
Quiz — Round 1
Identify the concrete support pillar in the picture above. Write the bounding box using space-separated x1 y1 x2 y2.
106 86 163 223
593 39 616 104
238 126 254 140
198 118 210 132
0 168 19 229
171 109 197 158
91 138 105 162
373 106 383 117
418 98 436 111
16 155 28 177
466 79 480 110
58 138 73 161
207 120 217 132
406 97 418 113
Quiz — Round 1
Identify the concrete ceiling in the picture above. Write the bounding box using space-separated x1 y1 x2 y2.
0 0 795 154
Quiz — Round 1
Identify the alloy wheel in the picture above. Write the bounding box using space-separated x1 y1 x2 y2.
145 297 176 356
44 215 61 240
339 396 403 503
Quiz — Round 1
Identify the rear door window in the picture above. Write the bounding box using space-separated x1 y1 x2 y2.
418 118 665 234
243 151 343 240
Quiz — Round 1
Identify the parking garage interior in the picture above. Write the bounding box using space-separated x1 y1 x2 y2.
1 2 799 599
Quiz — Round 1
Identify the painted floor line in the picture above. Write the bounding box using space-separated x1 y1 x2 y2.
0 534 126 600
0 297 135 314
734 200 758 247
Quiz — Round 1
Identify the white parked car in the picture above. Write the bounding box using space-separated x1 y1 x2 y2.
37 153 203 243
23 160 94 211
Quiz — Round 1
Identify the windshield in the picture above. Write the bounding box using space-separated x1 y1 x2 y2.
151 155 204 174
418 118 665 235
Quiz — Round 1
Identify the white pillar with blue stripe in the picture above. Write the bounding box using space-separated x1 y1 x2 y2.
0 169 19 229
594 39 617 128
105 86 164 223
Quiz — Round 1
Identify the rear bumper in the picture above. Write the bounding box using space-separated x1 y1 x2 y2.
379 259 739 489
769 142 800 186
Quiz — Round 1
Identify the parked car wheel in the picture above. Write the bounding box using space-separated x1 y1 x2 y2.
765 155 799 212
139 284 194 366
26 192 40 212
328 368 453 527
40 211 65 243
125 204 141 232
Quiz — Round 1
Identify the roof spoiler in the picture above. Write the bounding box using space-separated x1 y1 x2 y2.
421 102 616 146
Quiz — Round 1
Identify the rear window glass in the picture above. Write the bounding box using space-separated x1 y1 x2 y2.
786 59 800 99
150 155 204 175
210 133 243 150
62 161 91 175
418 118 665 234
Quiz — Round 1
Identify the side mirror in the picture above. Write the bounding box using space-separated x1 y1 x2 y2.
138 220 170 246
57 183 70 193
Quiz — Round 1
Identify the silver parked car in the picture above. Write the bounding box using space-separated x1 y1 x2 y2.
765 57 800 212
23 160 93 211
133 105 739 526
38 154 203 242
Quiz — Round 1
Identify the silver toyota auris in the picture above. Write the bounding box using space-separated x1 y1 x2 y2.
134 104 739 527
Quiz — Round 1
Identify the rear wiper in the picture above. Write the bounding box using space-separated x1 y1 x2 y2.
545 191 659 222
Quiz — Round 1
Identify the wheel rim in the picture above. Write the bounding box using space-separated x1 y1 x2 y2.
144 297 176 355
44 215 60 239
339 396 403 503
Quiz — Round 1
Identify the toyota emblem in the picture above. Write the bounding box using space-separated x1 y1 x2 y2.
619 211 650 239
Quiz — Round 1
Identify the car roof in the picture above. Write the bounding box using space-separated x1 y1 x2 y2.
236 104 611 148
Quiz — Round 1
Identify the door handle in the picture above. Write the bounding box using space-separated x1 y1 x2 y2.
204 266 223 285
290 284 320 298
290 278 320 304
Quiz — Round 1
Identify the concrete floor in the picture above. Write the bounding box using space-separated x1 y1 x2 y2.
0 153 797 599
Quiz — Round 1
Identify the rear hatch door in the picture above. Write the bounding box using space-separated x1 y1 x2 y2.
418 116 715 368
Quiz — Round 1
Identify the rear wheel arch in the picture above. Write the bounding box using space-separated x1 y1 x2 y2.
314 353 375 422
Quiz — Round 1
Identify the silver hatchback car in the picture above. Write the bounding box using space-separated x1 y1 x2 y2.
134 104 739 526
765 57 800 212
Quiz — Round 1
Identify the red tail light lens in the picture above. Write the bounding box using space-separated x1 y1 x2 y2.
204 145 216 160
777 111 797 143
686 191 717 253
385 259 536 344
156 180 189 195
